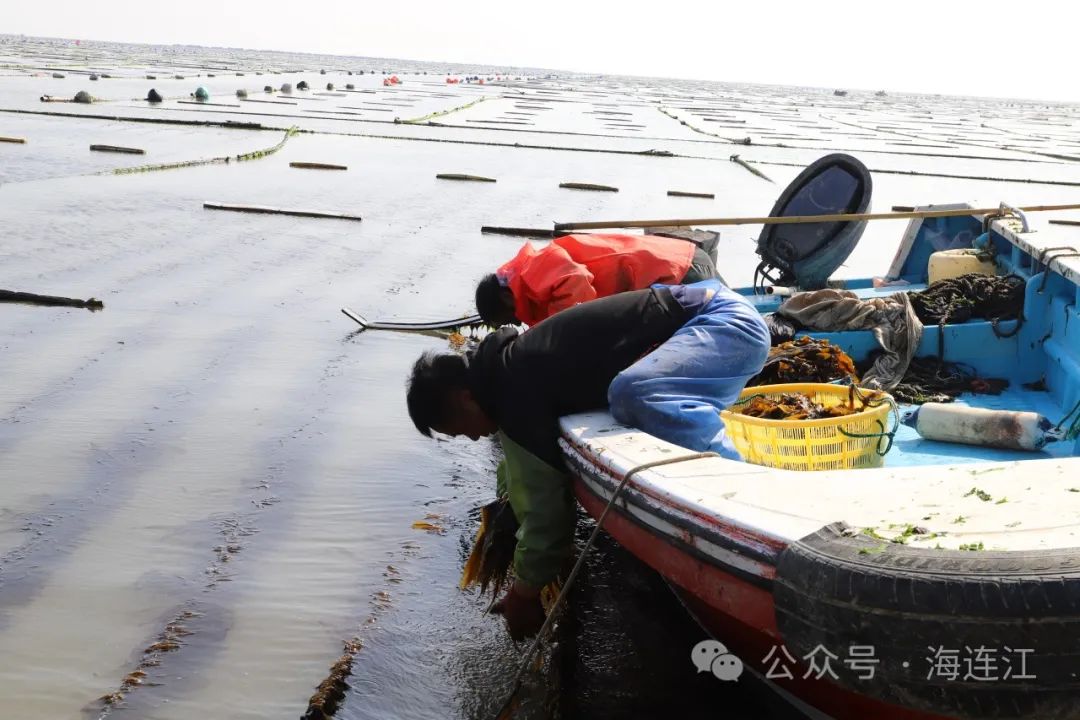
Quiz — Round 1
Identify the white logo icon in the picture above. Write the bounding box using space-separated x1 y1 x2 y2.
691 639 744 681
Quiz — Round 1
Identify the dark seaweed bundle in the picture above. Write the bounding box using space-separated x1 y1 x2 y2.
750 337 858 385
891 357 1008 404
909 273 1025 327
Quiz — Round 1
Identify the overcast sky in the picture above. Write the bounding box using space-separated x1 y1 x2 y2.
7 0 1077 102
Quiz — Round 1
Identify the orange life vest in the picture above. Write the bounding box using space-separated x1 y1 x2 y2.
496 233 695 326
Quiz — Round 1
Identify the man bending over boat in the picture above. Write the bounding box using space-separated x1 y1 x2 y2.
406 279 769 639
474 233 722 327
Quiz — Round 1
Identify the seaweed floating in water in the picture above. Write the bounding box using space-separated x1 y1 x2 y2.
411 516 446 534
750 337 857 385
90 608 201 714
302 640 362 720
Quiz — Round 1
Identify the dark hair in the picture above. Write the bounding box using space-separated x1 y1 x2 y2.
475 273 509 326
406 351 469 437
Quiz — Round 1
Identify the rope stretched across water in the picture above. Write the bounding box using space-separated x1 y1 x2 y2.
109 126 298 175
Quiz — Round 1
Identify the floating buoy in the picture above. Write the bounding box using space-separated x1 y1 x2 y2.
903 404 1060 451
297 81 309 90
73 90 93 104
146 74 156 80
320 69 326 75
146 88 163 103
236 89 248 99
194 86 209 101
52 72 65 79
345 83 355 90
174 74 184 80
264 85 273 93
89 74 99 81
280 83 293 94
326 82 334 90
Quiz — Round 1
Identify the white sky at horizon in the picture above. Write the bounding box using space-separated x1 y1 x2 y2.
6 0 1078 103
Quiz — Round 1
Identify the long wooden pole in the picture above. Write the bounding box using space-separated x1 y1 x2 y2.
553 202 1080 233
204 202 362 221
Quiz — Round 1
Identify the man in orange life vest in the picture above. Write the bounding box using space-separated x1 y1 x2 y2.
474 233 723 327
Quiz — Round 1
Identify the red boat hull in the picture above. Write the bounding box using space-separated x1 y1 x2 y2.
573 479 949 720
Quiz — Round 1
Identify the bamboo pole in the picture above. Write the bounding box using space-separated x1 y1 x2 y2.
1 289 103 309
0 136 26 144
90 144 145 154
553 202 1080 233
667 190 715 199
729 154 774 183
203 202 362 221
481 226 554 238
289 162 347 170
1049 219 1080 227
436 173 496 182
559 182 618 192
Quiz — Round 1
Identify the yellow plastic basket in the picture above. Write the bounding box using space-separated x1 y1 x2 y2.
720 383 897 471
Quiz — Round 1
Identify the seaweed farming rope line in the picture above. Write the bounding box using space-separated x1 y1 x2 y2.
1 107 1067 169
746 158 1080 188
555 203 1080 232
400 96 488 124
108 126 298 174
654 105 1069 165
819 112 1080 164
493 451 719 720
298 130 1080 187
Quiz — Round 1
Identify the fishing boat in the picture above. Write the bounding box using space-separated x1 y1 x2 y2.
559 159 1080 719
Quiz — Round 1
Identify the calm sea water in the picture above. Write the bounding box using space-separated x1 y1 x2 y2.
2 33 1079 720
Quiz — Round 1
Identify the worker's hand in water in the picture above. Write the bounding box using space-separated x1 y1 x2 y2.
491 580 545 641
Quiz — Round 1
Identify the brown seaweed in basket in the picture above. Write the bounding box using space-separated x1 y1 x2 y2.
737 391 865 420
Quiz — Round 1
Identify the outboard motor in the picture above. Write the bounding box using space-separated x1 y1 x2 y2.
755 153 872 290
